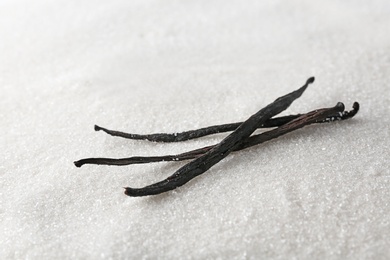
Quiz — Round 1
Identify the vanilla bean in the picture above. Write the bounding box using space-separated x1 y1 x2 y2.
123 77 314 196
73 102 359 168
94 115 302 142
94 100 357 143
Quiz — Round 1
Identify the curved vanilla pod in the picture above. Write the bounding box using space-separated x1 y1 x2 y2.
94 100 358 143
123 77 314 196
94 115 302 142
74 102 358 168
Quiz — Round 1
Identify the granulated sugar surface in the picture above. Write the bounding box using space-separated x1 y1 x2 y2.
1 0 389 259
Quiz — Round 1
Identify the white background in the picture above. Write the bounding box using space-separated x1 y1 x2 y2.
1 0 389 259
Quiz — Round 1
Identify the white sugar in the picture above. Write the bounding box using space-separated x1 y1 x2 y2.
1 0 389 259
